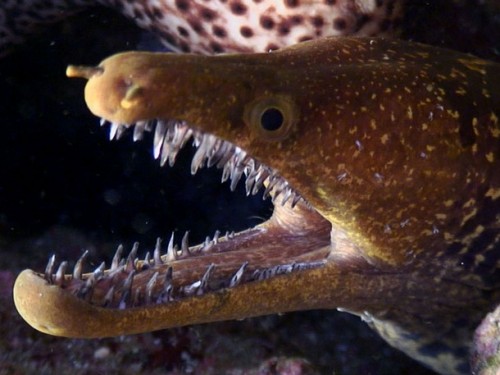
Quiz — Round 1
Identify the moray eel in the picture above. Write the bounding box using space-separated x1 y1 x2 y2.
13 37 500 374
0 0 403 56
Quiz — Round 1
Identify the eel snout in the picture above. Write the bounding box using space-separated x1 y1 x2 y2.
66 52 213 126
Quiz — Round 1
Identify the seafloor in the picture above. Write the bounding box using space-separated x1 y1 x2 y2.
0 2 498 374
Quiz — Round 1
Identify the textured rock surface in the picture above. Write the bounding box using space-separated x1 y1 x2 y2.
471 304 500 375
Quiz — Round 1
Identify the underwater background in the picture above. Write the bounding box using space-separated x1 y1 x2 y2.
0 2 498 374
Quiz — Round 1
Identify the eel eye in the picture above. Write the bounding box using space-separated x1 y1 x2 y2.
244 96 298 141
261 107 284 131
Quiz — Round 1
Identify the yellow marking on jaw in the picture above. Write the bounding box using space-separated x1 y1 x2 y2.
121 85 144 109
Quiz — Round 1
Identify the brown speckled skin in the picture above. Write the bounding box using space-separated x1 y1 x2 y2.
14 37 500 374
0 0 403 56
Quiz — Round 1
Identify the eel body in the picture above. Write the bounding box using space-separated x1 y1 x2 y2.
0 0 403 56
13 37 500 375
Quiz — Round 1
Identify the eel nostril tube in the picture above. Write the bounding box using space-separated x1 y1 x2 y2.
66 65 104 80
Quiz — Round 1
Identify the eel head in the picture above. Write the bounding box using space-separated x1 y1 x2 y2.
13 37 500 374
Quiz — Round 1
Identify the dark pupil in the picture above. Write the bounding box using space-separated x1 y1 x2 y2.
260 107 284 131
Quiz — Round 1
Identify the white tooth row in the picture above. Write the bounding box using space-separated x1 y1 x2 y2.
103 119 303 207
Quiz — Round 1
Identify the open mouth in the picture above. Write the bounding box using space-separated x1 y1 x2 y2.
37 117 332 312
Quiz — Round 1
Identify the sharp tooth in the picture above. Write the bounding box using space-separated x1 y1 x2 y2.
245 174 256 196
153 121 168 158
229 261 248 288
185 280 201 295
103 286 115 307
166 232 176 262
263 175 280 199
157 267 173 303
205 135 218 156
45 254 56 283
73 250 89 280
230 167 244 191
109 122 120 140
221 159 233 183
115 124 127 140
216 144 234 168
281 187 293 206
252 167 270 195
244 159 255 177
79 274 95 300
143 251 151 267
172 122 192 149
206 139 224 167
99 118 107 127
133 121 148 141
55 261 68 286
291 193 301 208
271 181 287 202
181 231 189 256
93 261 106 281
198 264 215 295
191 137 208 174
146 271 159 304
160 139 172 166
133 287 143 307
201 236 213 252
154 238 163 265
111 244 124 272
125 242 139 272
213 230 220 244
119 270 135 310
